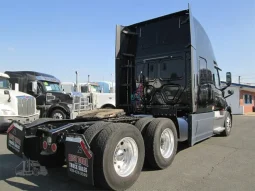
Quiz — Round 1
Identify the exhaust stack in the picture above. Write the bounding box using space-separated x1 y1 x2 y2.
75 71 78 92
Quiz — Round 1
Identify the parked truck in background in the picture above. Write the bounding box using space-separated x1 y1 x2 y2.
0 72 40 132
61 81 116 109
5 71 91 120
78 82 115 109
96 81 115 93
6 5 234 191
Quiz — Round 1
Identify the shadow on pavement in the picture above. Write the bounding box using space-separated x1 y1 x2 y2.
0 154 22 180
142 141 190 172
176 141 189 153
0 154 102 190
0 141 202 190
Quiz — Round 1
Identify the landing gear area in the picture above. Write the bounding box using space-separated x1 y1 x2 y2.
15 159 48 176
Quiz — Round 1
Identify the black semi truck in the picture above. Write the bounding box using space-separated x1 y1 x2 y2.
6 5 234 191
4 71 88 119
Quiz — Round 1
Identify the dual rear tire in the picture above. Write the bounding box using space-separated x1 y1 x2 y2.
84 117 177 190
136 117 178 170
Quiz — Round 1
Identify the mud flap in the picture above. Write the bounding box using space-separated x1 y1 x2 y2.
65 133 94 186
6 121 25 158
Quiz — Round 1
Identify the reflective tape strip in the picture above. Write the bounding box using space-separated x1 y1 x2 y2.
66 137 82 143
80 141 92 159
7 124 15 134
14 123 24 131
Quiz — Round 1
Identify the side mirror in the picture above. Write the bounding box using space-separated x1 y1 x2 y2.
4 90 11 102
32 81 38 94
4 90 9 95
224 89 234 99
226 72 232 86
228 89 234 95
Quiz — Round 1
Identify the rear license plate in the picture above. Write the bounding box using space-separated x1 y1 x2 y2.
6 121 25 157
65 133 94 185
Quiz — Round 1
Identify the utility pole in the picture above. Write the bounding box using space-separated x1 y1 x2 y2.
238 76 240 84
75 71 78 92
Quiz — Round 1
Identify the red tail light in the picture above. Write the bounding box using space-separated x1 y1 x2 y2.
43 141 48 150
80 140 92 159
51 143 57 152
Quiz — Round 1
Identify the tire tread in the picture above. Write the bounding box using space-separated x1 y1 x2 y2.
92 123 121 189
144 118 162 169
91 123 144 190
135 117 154 133
84 121 110 145
144 118 177 170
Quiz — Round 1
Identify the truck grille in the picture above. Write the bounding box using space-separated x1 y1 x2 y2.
73 96 81 104
70 95 91 111
17 96 36 116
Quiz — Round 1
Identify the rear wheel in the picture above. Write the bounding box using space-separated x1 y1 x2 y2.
90 123 145 190
83 121 110 144
102 105 115 109
135 117 154 135
144 118 177 170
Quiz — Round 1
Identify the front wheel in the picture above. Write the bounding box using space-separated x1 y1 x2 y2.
222 112 232 136
50 109 67 119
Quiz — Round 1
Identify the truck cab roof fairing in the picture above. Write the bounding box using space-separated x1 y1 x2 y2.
189 5 217 62
0 72 10 78
35 75 60 83
117 4 217 63
5 71 61 83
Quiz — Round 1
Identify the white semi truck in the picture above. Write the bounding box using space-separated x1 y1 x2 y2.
61 82 116 109
0 72 40 132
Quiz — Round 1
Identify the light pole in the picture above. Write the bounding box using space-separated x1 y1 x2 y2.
75 71 78 92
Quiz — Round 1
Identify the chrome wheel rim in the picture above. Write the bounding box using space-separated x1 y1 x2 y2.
160 128 174 159
226 116 231 132
113 137 138 177
53 113 63 119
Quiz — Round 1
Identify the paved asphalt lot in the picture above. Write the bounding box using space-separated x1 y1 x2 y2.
0 115 254 191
